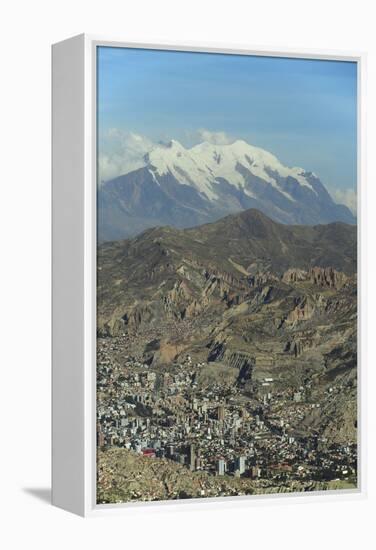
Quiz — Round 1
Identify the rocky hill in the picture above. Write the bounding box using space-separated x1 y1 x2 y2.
97 208 356 334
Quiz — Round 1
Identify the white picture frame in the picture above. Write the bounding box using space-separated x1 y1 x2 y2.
52 34 366 517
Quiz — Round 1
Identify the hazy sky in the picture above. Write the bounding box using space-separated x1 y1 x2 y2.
97 46 357 209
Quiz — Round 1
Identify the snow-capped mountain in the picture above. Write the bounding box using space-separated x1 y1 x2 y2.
98 139 356 241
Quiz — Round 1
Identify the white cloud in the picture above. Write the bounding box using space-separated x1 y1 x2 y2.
196 128 233 145
328 186 357 215
98 129 154 183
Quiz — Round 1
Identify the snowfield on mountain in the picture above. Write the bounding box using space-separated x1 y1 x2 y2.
98 138 355 241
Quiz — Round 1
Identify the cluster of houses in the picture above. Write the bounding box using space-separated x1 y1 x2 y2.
97 336 357 484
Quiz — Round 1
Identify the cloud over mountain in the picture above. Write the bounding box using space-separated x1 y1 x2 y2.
196 129 233 145
328 186 357 215
98 129 154 184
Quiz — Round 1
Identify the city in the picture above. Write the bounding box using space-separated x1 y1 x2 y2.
97 334 357 495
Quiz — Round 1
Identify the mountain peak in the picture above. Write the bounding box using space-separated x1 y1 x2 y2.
146 137 318 200
98 137 356 241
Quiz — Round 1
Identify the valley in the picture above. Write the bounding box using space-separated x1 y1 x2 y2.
96 209 357 503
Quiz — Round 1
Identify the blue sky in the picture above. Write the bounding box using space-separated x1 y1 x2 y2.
97 46 357 209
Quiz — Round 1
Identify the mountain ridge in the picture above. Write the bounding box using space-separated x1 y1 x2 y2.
97 208 356 337
98 139 356 242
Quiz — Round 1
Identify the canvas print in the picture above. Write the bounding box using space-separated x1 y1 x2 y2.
96 47 358 504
